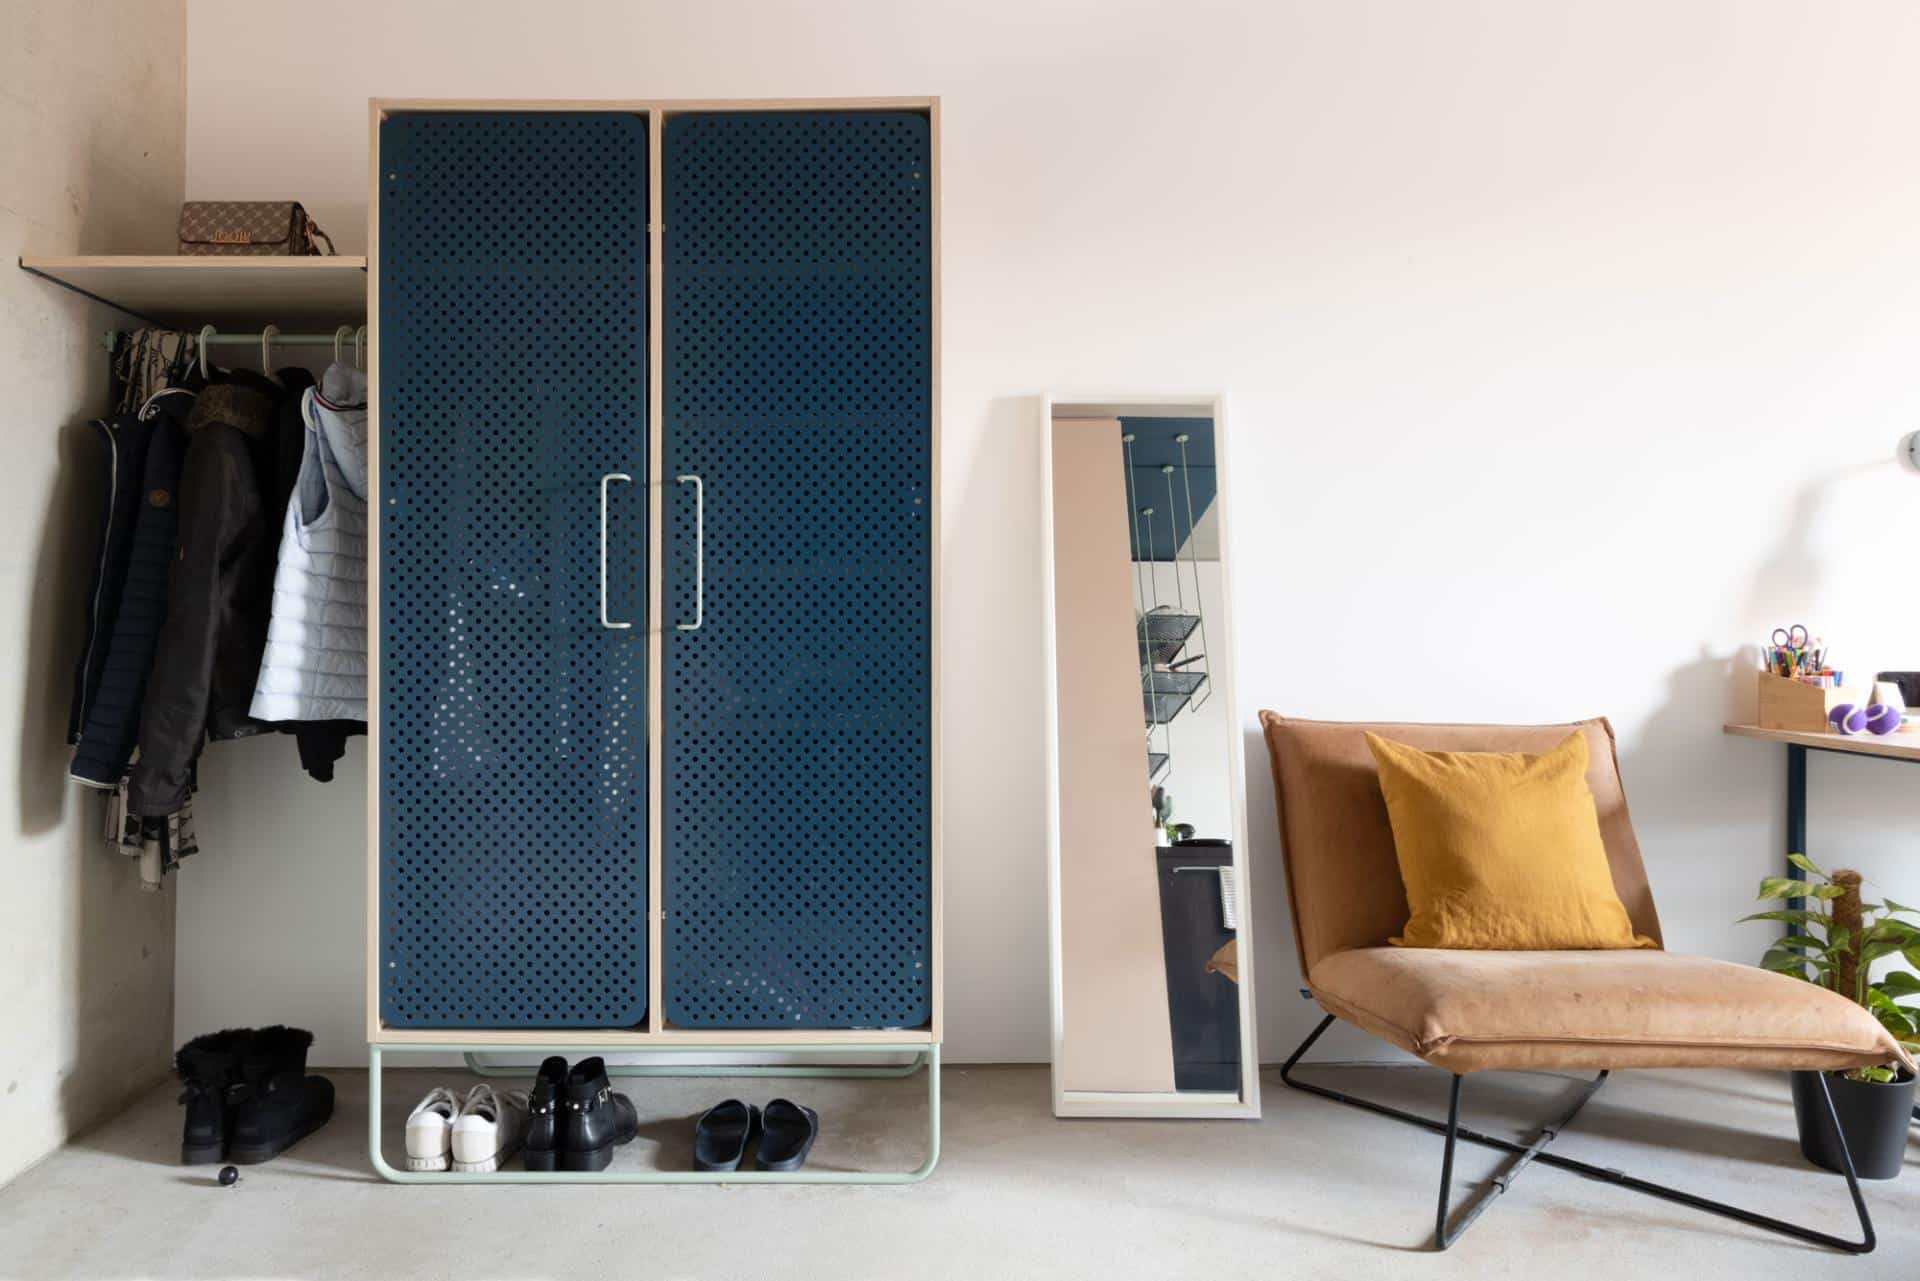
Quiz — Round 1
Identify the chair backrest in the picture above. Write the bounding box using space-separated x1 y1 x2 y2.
1257 714 1664 977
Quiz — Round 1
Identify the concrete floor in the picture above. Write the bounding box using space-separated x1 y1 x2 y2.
0 1062 1912 1278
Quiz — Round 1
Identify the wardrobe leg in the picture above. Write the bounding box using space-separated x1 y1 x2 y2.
366 1043 410 1184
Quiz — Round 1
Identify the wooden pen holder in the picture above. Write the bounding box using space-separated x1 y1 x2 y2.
1756 671 1866 733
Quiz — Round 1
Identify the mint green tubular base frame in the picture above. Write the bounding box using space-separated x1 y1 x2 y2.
368 1041 941 1185
462 1051 929 1080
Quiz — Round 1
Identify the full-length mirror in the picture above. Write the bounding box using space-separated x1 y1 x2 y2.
1043 397 1258 1118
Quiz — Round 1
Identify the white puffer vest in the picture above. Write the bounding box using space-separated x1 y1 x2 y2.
250 362 368 723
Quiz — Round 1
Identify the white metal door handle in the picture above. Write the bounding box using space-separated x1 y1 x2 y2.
600 472 633 630
676 474 703 631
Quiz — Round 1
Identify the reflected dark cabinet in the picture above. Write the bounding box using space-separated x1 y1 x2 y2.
1156 847 1241 1092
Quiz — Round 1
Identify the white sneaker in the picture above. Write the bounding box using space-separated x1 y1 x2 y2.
452 1084 530 1173
405 1086 461 1171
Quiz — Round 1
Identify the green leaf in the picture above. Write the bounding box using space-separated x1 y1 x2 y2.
1760 949 1812 975
1737 909 1830 928
1866 919 1920 945
1862 938 1915 967
1757 878 1821 901
1875 970 1920 998
1873 1004 1918 1038
1851 1065 1896 1084
1809 884 1849 899
1771 934 1829 953
1787 852 1825 877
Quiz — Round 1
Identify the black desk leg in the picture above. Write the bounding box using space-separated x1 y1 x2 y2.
1786 744 1807 913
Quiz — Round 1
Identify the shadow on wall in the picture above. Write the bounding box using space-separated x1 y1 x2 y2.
1612 646 1765 949
16 422 88 838
21 397 178 1147
942 393 1053 1060
1612 461 1876 962
1240 720 1308 1051
1615 644 1759 844
1734 462 1883 632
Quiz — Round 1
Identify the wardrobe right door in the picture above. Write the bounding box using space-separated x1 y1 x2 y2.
663 111 933 1029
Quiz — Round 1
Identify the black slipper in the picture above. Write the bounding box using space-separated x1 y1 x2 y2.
755 1099 818 1172
693 1099 760 1172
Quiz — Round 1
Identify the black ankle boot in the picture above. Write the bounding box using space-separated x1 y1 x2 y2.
175 1029 250 1164
227 1026 335 1164
558 1056 638 1172
521 1055 568 1172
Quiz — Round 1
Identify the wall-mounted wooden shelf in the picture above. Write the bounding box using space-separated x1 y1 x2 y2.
17 254 366 327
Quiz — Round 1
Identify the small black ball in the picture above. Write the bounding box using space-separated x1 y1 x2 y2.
217 1165 239 1187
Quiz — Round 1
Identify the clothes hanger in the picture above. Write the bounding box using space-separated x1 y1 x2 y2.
260 324 283 388
353 325 366 370
197 324 216 380
137 384 194 420
333 325 353 365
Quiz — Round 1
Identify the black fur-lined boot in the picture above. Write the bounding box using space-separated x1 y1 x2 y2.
175 1029 250 1164
227 1026 335 1164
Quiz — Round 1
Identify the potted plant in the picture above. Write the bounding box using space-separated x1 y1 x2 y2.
1743 853 1920 1180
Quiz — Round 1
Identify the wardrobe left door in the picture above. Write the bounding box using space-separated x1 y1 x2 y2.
377 111 651 1028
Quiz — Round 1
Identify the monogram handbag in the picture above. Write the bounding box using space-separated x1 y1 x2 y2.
177 202 336 256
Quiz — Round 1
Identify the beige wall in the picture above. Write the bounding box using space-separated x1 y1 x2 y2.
177 0 1920 1066
0 0 187 1185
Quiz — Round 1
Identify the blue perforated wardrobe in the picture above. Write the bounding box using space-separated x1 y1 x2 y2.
368 102 939 1071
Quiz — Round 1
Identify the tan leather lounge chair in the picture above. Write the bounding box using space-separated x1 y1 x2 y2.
1259 714 1911 1254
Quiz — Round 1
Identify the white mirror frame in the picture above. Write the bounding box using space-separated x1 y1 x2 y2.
1040 392 1261 1119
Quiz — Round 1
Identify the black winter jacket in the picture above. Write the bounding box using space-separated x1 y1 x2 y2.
128 374 283 816
70 391 193 787
68 412 156 743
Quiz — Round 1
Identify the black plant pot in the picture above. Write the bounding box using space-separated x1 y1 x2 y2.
1790 1067 1915 1180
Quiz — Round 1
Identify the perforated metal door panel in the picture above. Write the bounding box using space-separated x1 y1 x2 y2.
663 111 932 1028
378 112 649 1027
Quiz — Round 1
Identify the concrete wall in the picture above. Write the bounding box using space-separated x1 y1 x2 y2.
178 0 1920 1066
0 1 187 1184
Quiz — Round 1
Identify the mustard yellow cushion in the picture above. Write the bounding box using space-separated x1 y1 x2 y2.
1364 731 1654 950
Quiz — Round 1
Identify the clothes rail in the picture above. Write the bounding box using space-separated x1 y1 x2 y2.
100 326 366 350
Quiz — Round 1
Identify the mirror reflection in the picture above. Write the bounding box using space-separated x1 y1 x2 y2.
1047 404 1253 1115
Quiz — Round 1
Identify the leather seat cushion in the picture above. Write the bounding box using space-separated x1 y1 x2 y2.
1309 947 1913 1074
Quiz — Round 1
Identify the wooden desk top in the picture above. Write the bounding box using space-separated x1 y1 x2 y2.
1723 723 1920 763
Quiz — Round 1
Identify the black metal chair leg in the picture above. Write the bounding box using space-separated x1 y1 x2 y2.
1435 1075 1462 1249
1813 1069 1876 1255
1281 1012 1878 1254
